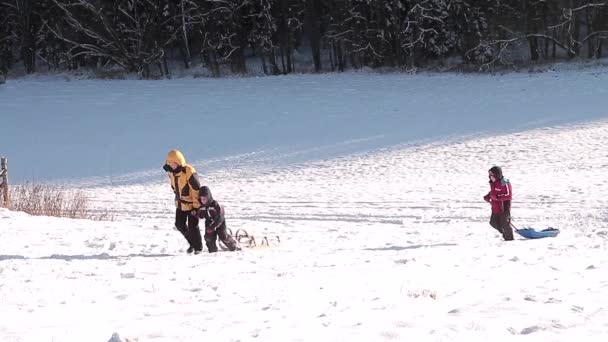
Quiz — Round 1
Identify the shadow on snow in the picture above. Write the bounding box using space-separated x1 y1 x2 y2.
0 253 174 261
364 243 457 251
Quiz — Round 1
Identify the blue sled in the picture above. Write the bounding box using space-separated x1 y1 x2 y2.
515 227 560 239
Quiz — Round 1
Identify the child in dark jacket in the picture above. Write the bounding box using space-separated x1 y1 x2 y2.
484 166 514 241
197 186 240 252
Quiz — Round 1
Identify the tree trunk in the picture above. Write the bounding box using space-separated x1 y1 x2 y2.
552 28 557 59
338 41 345 72
233 20 247 74
18 0 36 73
587 7 594 58
268 48 279 74
329 42 335 71
260 50 267 74
571 1 581 57
528 36 539 61
306 0 322 72
542 1 549 59
210 51 220 77
21 32 35 73
525 0 539 61
279 46 286 74
286 35 294 73
180 0 191 69
203 49 220 77
277 1 292 74
163 54 170 76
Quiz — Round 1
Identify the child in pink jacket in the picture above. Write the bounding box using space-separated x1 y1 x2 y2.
484 166 513 241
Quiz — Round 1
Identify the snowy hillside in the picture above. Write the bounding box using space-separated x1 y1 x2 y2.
1 68 608 184
1 69 608 341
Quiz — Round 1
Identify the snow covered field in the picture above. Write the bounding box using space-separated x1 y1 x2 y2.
1 69 608 184
1 69 608 341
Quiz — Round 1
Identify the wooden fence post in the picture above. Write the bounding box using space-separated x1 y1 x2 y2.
1 157 8 207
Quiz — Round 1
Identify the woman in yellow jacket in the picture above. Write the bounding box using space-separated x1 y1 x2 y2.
163 150 203 254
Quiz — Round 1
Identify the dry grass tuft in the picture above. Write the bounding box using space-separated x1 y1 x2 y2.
2 183 112 220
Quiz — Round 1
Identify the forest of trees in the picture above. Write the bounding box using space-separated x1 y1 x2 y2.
1 0 607 78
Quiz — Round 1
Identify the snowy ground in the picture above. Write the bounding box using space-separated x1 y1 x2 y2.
1 70 608 341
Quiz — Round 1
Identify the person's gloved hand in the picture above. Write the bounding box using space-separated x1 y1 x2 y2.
490 194 498 201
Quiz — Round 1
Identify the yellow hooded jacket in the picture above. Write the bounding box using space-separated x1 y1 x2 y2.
164 150 201 211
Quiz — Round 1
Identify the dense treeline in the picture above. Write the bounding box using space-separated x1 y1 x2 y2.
1 0 607 78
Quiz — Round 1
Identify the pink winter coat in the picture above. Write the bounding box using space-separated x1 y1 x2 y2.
485 179 512 214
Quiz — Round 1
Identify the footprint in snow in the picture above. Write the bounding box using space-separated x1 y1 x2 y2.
250 329 260 338
393 321 410 328
520 325 541 335
571 305 584 312
380 331 399 339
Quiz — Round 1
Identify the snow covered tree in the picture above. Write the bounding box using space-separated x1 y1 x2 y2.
0 0 606 75
324 0 393 70
50 0 181 78
399 0 489 66
0 1 17 75
466 0 608 69
246 0 279 75
189 0 251 76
